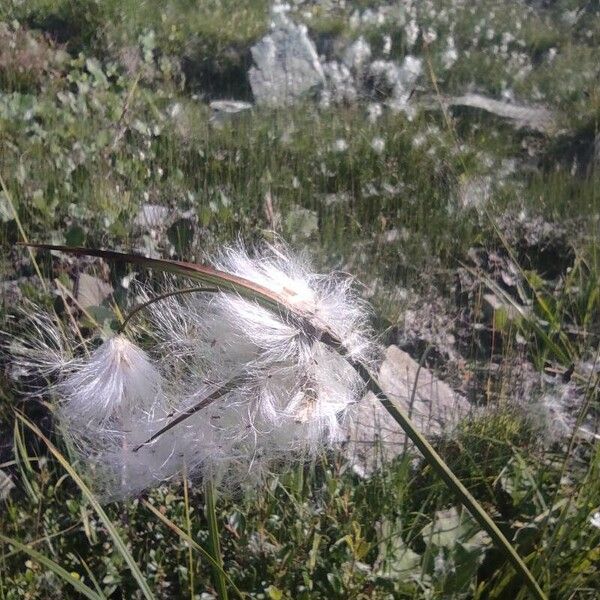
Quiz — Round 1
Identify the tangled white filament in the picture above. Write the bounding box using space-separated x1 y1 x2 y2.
8 243 380 500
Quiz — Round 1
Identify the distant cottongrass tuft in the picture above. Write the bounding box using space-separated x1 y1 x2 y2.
8 242 378 500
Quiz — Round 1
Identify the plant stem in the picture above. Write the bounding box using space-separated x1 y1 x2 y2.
0 174 47 291
118 286 218 334
183 465 195 600
353 360 547 600
205 478 228 600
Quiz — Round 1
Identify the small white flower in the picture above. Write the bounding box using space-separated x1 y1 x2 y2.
367 102 383 124
405 20 419 48
382 34 391 56
590 512 600 530
371 137 385 154
412 133 426 148
59 335 162 428
423 28 437 45
343 36 371 73
168 102 182 118
442 38 458 70
333 139 348 152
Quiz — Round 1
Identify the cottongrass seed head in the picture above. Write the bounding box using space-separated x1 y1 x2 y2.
8 242 380 500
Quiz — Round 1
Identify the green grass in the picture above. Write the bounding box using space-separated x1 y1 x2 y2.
1 1 600 598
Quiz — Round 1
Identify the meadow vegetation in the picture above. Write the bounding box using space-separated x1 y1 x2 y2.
1 1 599 598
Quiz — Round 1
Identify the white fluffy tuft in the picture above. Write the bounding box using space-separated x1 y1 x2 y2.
7 243 379 500
58 335 163 428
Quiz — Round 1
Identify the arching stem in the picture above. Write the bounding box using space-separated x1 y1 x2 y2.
118 286 218 334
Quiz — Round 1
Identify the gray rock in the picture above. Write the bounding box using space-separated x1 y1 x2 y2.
249 12 324 107
0 277 25 303
76 273 113 309
345 345 470 476
209 100 252 127
210 100 252 114
441 93 556 133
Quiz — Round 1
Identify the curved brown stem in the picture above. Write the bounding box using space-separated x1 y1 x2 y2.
118 286 218 334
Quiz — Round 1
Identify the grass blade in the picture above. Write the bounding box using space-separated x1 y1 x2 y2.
12 420 38 502
182 466 195 600
20 244 285 313
0 533 103 600
0 175 47 291
205 479 229 600
77 555 109 599
142 500 244 599
15 413 156 600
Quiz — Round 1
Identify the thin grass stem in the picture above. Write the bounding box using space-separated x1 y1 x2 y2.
205 478 228 600
0 175 47 292
118 286 218 334
182 464 195 600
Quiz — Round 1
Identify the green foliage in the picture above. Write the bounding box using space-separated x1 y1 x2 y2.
1 1 600 598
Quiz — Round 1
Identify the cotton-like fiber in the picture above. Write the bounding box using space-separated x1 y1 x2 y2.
8 243 379 500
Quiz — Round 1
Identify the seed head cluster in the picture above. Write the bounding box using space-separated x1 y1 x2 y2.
8 244 378 499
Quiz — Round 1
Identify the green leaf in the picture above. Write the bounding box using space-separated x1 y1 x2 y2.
376 518 421 579
86 58 108 86
66 225 86 247
266 585 283 600
422 507 491 550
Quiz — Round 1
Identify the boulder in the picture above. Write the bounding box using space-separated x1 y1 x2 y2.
346 345 471 476
442 93 555 133
249 10 324 107
76 273 113 309
209 100 252 126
